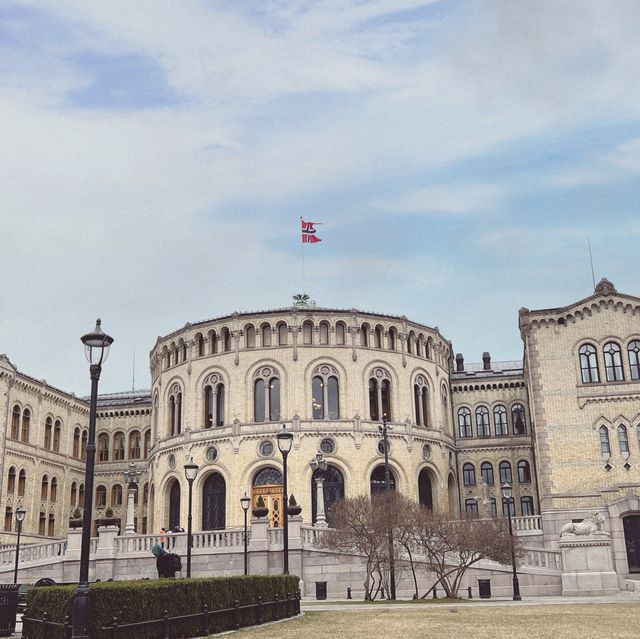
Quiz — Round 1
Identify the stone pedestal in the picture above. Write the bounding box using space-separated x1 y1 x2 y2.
248 517 269 574
96 525 120 558
65 529 83 560
559 535 619 596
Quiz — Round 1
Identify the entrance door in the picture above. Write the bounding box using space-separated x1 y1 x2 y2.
418 468 433 511
252 467 283 528
624 515 640 573
202 472 226 530
169 480 181 530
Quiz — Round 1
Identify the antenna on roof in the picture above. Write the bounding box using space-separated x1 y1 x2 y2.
132 346 135 392
588 237 596 290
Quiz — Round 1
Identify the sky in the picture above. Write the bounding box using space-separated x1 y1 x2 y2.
2 0 640 395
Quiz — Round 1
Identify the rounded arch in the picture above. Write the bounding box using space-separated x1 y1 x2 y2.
164 477 181 531
311 464 345 525
370 464 396 496
447 473 458 517
202 471 226 530
418 466 436 511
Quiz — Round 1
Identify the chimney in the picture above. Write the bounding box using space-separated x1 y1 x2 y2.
482 351 491 370
455 353 464 372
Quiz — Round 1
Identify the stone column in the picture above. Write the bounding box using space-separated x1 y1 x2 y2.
314 477 328 528
124 486 136 534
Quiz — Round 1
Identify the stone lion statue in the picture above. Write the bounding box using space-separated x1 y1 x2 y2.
559 511 607 537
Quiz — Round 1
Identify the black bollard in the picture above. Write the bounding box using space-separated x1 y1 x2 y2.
468 586 473 599
347 587 352 600
433 586 437 599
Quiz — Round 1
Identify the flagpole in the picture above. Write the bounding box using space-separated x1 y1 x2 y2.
300 217 305 285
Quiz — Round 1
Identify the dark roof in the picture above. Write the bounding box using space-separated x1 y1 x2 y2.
451 360 523 379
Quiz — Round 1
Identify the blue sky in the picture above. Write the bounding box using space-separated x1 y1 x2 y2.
1 0 640 394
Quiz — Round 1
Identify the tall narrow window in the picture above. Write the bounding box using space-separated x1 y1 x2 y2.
499 461 512 484
494 405 508 436
521 496 534 516
311 365 340 420
50 477 58 502
195 333 204 357
21 408 30 442
388 328 397 350
18 470 26 496
441 385 451 434
604 342 624 381
502 498 516 517
78 483 85 507
254 367 280 422
4 508 13 532
360 324 369 347
413 376 429 427
204 375 225 427
579 343 600 383
98 433 110 461
269 377 280 421
114 432 125 460
374 326 383 349
53 420 61 452
41 475 49 501
129 431 141 459
511 404 526 435
261 323 272 347
480 462 494 485
319 322 329 345
144 430 151 457
336 322 346 345
476 406 490 437
628 340 640 380
618 424 629 454
7 467 16 493
70 482 77 508
96 485 107 508
458 408 472 438
599 426 611 456
221 328 231 352
245 325 256 348
303 321 313 345
112 484 123 506
44 417 53 450
73 427 81 458
277 322 288 345
81 431 88 460
517 460 531 483
209 330 218 354
254 379 265 422
11 406 20 439
407 332 414 354
462 463 476 486
368 369 392 421
168 385 182 436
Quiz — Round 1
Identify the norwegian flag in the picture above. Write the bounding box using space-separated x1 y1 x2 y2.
301 219 322 243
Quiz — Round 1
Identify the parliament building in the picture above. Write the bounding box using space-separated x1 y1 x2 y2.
1 278 639 579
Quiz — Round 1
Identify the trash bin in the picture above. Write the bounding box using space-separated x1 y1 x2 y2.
315 582 327 600
478 579 491 599
0 584 21 637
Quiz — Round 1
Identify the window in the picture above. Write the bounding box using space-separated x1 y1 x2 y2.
277 322 288 345
370 465 395 496
208 330 218 354
321 438 336 454
78 483 85 507
129 431 141 459
441 386 451 433
50 477 57 502
407 331 415 354
44 417 52 450
628 340 640 380
21 408 30 443
245 325 255 348
319 322 329 345
360 324 370 347
144 431 151 457
336 322 346 346
70 482 77 508
377 439 390 456
96 485 107 508
517 460 531 483
168 384 182 436
480 462 494 485
41 475 49 501
53 420 61 452
521 496 534 516
499 461 512 484
38 513 46 536
511 404 526 435
368 368 392 421
261 323 272 347
599 426 611 456
7 467 16 493
494 405 508 436
476 406 490 437
254 367 280 422
259 440 274 456
221 327 232 352
11 406 20 439
18 470 26 497
465 499 479 515
388 327 397 350
204 374 225 427
490 498 497 516
81 430 88 460
618 424 629 454
112 484 123 506
413 375 430 427
462 463 476 486
4 508 13 532
374 325 383 349
303 321 313 345
312 365 340 419
114 432 125 460
48 514 55 537
579 343 600 383
73 427 81 458
458 408 472 438
195 333 204 357
604 342 624 381
98 433 110 461
502 498 515 517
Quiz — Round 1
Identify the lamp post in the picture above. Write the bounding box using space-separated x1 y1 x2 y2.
72 319 114 639
13 507 26 584
310 452 328 528
276 425 293 575
184 458 199 578
123 463 142 534
240 493 250 575
501 482 521 601
378 416 396 600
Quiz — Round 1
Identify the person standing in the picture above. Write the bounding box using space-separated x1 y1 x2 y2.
151 543 180 578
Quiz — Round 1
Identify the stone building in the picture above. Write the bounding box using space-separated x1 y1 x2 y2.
0 279 638 581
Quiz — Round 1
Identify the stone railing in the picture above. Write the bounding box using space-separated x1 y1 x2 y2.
0 539 67 567
267 528 283 545
192 529 246 549
521 546 562 571
301 525 330 547
115 533 177 554
512 515 542 532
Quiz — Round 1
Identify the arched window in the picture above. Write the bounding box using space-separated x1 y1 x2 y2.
78 483 85 507
254 367 280 422
360 324 370 347
10 406 20 439
628 340 640 380
462 463 476 486
579 343 600 383
98 433 110 461
368 368 392 421
303 321 313 345
44 417 53 450
494 405 508 436
41 475 49 501
458 408 472 438
388 327 397 350
202 473 226 530
480 462 494 485
73 427 81 458
336 322 346 346
261 323 272 347
245 325 256 348
168 384 182 436
520 496 534 516
413 375 429 427
209 330 218 354
129 431 141 459
319 322 329 345
180 339 187 363
221 327 232 352
312 465 345 525
407 331 415 354
312 365 340 419
162 346 169 369
144 430 151 457
517 460 531 483
499 461 512 485
7 467 16 493
50 477 58 502
96 485 107 508
204 374 225 427
604 342 624 381
370 465 395 496
81 430 88 460
53 419 61 452
47 514 55 537
111 484 123 506
195 333 205 357
511 404 526 435
476 406 490 437
113 432 125 460
18 470 26 497
441 385 451 434
277 322 288 345
70 482 77 508
618 424 629 454
374 325 383 349
20 408 30 442
599 425 611 456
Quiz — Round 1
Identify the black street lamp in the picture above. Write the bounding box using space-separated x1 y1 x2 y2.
13 507 26 584
123 464 142 534
501 482 521 601
240 493 250 575
184 459 199 578
276 425 293 575
72 319 114 639
378 416 396 600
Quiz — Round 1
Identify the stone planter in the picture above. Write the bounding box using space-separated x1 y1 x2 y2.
287 506 302 516
252 507 269 518
68 518 83 529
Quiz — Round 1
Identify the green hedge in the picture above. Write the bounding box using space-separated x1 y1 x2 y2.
24 575 299 639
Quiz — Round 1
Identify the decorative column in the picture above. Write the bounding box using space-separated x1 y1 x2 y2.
310 452 328 528
122 463 142 535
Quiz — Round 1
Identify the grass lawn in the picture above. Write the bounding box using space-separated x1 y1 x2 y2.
225 604 639 639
